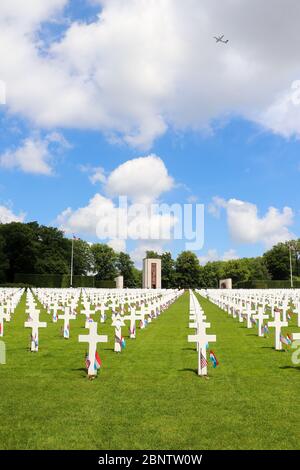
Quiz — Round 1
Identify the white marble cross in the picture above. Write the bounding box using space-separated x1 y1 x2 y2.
124 307 142 339
79 322 108 377
0 306 10 337
81 303 96 327
253 307 269 337
96 303 109 323
294 302 300 327
111 313 125 353
188 326 216 376
189 317 211 352
25 315 47 352
51 304 60 323
268 311 288 351
243 304 256 329
292 332 300 345
58 306 75 339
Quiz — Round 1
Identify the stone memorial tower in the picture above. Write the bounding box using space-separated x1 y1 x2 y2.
142 258 161 289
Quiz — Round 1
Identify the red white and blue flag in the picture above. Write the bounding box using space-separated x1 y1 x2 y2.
94 351 102 370
209 351 219 368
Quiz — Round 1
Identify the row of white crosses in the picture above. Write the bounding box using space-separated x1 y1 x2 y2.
0 288 24 337
188 290 216 376
33 288 80 338
79 289 184 377
199 288 300 352
24 290 47 352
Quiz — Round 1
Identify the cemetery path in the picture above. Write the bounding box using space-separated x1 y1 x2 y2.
0 291 299 449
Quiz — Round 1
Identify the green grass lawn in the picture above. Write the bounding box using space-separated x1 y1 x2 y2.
0 291 299 450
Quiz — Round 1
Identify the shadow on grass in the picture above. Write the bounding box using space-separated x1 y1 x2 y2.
246 333 257 337
179 368 199 376
182 347 195 351
279 365 300 371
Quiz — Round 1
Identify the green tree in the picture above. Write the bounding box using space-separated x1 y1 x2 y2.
72 239 94 275
175 251 200 288
0 234 9 283
246 257 270 281
161 252 175 288
132 267 142 288
146 251 161 259
33 224 70 274
263 243 291 280
0 222 39 282
116 252 136 287
201 261 224 288
91 243 117 280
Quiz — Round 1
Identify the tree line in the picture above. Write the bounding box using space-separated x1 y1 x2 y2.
0 222 299 288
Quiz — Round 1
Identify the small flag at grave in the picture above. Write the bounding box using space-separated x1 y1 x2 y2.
209 351 219 368
129 326 135 336
94 351 102 370
280 334 290 346
85 353 90 370
64 324 70 339
286 334 292 345
263 324 269 336
121 337 126 349
200 352 208 368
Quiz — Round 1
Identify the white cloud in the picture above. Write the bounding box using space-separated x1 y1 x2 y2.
0 0 67 31
108 239 126 253
0 133 69 175
57 193 115 235
0 204 25 223
199 249 219 265
199 248 238 265
57 189 177 244
1 1 300 147
90 167 106 185
80 165 107 185
259 80 300 138
210 197 294 247
222 249 238 262
105 155 174 203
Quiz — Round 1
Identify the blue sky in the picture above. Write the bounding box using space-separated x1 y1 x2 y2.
0 0 299 265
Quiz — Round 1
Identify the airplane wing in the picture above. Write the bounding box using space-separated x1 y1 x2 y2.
220 35 224 39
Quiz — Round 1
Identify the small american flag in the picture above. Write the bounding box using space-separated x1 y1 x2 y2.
200 352 208 369
85 353 90 370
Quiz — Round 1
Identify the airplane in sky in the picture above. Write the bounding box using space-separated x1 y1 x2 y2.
214 35 229 44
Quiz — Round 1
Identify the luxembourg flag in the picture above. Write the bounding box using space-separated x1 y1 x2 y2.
286 334 292 345
280 334 290 346
209 351 219 368
94 351 102 370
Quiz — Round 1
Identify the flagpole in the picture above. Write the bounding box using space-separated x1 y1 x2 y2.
70 236 74 287
289 245 293 289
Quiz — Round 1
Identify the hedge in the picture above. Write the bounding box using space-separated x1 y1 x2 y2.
234 279 300 289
